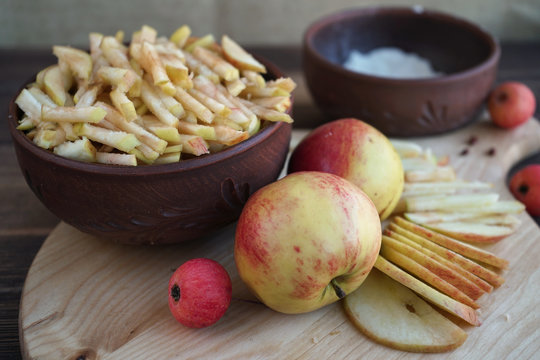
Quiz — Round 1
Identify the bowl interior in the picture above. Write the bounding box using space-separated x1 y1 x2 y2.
309 7 496 76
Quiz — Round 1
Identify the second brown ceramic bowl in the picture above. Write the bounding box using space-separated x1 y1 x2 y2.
8 57 292 245
303 7 500 137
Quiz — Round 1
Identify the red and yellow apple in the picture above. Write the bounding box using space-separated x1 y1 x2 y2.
510 164 540 217
234 171 381 314
288 118 403 220
488 81 536 128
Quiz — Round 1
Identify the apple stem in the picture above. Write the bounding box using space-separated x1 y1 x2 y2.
331 279 346 299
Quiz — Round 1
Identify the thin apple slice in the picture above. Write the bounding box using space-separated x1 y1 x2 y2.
382 235 484 301
390 139 423 158
458 200 525 214
388 223 505 287
470 215 521 227
384 229 492 295
405 212 520 227
405 166 456 182
374 256 481 326
221 35 266 73
423 221 516 244
402 181 492 197
380 243 479 309
401 157 437 172
394 217 509 268
344 268 467 353
406 193 499 212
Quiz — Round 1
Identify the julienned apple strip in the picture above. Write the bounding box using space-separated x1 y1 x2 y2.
387 223 505 287
381 234 485 301
374 256 481 326
394 217 509 269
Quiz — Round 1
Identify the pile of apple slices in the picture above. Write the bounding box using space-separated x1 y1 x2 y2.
390 139 525 244
345 216 509 352
344 139 522 353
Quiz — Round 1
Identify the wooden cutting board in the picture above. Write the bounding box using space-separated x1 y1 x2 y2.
20 118 540 360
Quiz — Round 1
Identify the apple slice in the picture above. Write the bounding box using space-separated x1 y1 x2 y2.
402 181 492 197
394 217 509 268
380 243 479 309
388 223 505 287
421 221 516 244
404 212 520 227
384 229 492 295
405 166 456 182
221 35 266 73
401 157 437 172
382 235 485 301
344 269 467 353
458 200 525 214
406 193 499 212
390 139 423 158
374 256 481 326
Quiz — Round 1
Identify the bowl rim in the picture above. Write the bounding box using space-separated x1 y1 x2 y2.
303 6 501 85
8 55 291 177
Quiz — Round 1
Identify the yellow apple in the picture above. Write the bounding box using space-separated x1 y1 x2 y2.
288 118 403 220
234 171 381 314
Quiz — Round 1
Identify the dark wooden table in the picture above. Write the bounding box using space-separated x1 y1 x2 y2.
1 43 539 359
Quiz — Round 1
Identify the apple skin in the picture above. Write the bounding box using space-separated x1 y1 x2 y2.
510 164 540 217
488 82 536 128
288 118 403 220
168 258 232 328
234 171 382 314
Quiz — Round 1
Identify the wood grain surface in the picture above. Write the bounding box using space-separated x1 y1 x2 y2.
19 119 540 360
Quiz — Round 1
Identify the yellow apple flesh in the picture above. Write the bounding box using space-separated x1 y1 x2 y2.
344 268 467 352
288 118 404 220
234 171 381 314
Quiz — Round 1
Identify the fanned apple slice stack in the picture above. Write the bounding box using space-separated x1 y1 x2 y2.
390 139 525 244
345 216 508 352
345 139 520 353
379 216 508 319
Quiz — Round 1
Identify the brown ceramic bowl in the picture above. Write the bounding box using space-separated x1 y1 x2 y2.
303 7 500 137
8 57 292 245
